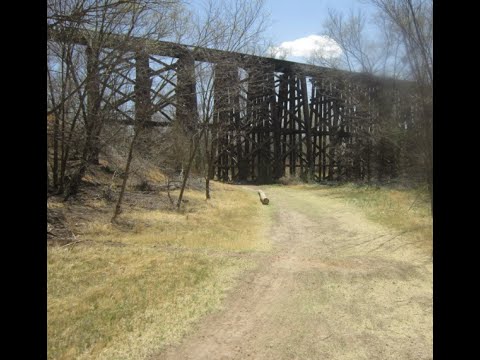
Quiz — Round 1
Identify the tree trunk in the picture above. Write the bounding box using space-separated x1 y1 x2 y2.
205 176 211 199
59 108 80 193
178 127 207 209
258 190 269 205
63 122 98 200
112 128 140 222
52 112 59 188
177 139 195 210
423 99 433 216
205 128 213 200
47 158 51 197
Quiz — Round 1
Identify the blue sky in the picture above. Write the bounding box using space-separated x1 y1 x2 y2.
264 0 376 42
264 0 377 62
186 0 379 64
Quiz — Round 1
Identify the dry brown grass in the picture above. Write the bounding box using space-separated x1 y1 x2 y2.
47 182 271 360
290 183 433 254
341 185 432 253
145 168 168 183
80 182 271 251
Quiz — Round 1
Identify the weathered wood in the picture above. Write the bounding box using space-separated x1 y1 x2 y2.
48 26 414 89
258 190 269 205
48 25 417 186
176 53 198 133
135 51 152 124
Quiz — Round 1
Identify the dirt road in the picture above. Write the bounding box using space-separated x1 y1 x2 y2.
154 186 432 360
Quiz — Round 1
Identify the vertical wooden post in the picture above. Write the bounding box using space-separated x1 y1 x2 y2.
213 62 240 181
336 85 344 181
270 71 282 179
213 63 225 181
326 83 334 180
300 75 314 181
278 73 289 177
311 79 319 181
289 74 296 175
231 70 246 181
247 64 272 183
320 80 327 180
244 120 251 180
135 50 152 125
176 52 198 134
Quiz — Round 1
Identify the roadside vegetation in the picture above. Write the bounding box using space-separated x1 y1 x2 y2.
47 0 432 358
48 175 430 360
330 184 432 252
289 182 432 255
47 182 271 360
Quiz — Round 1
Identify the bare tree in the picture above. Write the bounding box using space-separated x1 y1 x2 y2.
190 0 269 199
311 9 387 74
47 0 183 200
48 0 270 220
311 0 432 208
367 0 432 206
111 2 188 221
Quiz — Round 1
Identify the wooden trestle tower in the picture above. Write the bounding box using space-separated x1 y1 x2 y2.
48 27 416 183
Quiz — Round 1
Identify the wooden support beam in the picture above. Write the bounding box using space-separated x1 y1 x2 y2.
48 26 413 89
300 75 314 180
49 26 418 186
135 50 153 125
289 74 296 175
213 62 240 181
176 53 198 133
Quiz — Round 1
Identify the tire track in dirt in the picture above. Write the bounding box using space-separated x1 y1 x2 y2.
152 186 432 360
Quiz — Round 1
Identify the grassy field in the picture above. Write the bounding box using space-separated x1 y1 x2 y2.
291 182 433 254
47 180 431 359
332 184 432 252
47 182 271 360
153 182 433 360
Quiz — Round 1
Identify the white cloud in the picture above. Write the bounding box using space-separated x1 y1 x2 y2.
270 34 342 61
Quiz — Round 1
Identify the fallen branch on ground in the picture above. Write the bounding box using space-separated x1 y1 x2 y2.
258 190 269 205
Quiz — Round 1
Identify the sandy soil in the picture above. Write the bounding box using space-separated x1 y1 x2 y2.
152 185 432 360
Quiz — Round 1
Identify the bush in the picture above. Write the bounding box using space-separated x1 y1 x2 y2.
136 180 155 192
102 185 117 202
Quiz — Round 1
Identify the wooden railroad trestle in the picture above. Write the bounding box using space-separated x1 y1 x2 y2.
48 27 417 183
